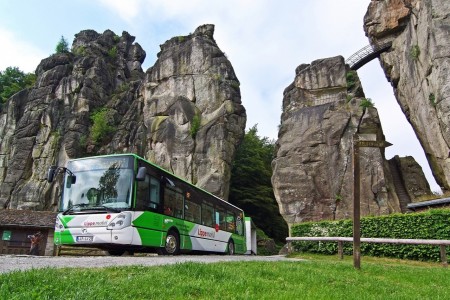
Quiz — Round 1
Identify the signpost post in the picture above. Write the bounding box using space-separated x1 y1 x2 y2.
353 138 392 269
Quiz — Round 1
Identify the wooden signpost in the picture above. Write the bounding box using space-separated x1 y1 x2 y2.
353 138 392 269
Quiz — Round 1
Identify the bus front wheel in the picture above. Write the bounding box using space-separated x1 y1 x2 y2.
162 230 180 255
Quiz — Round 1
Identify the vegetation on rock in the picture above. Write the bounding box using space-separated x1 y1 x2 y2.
90 108 116 144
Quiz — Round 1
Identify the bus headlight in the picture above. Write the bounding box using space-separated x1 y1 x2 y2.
55 218 64 231
107 212 132 230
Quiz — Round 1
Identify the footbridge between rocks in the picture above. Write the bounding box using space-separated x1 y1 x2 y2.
346 41 392 70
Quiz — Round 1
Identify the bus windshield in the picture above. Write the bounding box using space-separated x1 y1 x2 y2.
60 156 134 212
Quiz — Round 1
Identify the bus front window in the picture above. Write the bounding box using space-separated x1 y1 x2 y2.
60 157 134 212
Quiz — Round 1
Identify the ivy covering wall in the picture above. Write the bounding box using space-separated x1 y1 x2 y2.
291 209 450 262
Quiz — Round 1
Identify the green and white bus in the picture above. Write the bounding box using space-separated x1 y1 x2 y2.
48 154 254 256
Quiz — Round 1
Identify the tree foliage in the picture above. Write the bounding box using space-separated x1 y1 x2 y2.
55 35 69 54
0 67 36 103
229 125 288 243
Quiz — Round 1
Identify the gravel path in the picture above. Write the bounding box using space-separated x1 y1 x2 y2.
0 254 302 274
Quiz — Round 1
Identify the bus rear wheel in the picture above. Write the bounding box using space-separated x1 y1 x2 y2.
108 249 126 256
228 240 235 255
162 230 180 255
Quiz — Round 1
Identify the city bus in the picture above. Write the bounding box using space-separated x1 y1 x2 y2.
47 154 252 256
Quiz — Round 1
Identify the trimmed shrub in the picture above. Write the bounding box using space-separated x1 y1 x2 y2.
291 209 450 262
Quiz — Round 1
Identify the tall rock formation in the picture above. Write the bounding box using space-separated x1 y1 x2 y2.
364 0 450 191
272 56 402 227
0 24 246 210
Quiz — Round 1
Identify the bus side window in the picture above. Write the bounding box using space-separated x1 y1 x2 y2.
149 177 161 210
216 208 226 231
226 212 236 233
201 203 214 227
136 175 150 209
185 200 201 224
164 187 184 219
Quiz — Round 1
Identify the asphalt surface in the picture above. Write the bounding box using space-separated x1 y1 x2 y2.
0 254 302 274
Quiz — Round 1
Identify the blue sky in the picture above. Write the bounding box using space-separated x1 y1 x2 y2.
0 0 441 191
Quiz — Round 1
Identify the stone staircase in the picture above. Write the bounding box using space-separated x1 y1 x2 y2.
388 160 411 212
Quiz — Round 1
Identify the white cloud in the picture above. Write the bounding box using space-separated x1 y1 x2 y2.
97 0 144 23
0 27 46 73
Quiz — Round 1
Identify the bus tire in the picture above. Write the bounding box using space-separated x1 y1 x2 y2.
227 240 235 255
162 230 180 255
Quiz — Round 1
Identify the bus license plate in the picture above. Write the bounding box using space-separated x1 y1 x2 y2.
76 236 93 242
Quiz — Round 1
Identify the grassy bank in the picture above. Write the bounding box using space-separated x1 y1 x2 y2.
1 255 449 299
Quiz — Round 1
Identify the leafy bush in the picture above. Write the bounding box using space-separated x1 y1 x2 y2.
291 209 450 262
73 45 86 56
360 97 374 108
346 70 357 90
90 108 115 144
429 93 436 107
190 113 201 138
108 46 118 59
55 36 69 54
410 45 420 60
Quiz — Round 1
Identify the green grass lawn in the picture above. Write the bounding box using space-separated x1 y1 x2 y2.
1 254 449 299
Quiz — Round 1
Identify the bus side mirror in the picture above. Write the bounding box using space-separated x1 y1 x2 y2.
47 166 57 183
136 167 146 181
66 174 76 188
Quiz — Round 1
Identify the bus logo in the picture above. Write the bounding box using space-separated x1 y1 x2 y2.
197 228 215 238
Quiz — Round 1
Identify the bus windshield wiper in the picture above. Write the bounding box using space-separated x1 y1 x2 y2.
91 206 122 213
63 203 89 215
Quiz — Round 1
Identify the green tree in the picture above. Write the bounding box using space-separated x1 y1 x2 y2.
229 125 288 244
0 67 36 103
55 36 69 54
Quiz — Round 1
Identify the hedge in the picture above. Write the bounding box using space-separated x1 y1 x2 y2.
290 209 450 262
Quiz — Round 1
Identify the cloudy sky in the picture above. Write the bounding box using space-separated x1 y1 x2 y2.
0 0 440 191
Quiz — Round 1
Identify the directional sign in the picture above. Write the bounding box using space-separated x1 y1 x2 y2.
355 140 393 148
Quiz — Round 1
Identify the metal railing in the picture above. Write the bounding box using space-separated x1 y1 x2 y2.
346 41 393 70
286 236 450 267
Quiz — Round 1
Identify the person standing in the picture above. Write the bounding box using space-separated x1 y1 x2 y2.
29 232 42 255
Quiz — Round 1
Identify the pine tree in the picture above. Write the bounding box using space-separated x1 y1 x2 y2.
55 36 69 54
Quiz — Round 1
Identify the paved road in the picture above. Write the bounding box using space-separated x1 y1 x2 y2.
0 254 302 274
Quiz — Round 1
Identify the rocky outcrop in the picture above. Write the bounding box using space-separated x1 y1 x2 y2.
364 0 450 191
272 56 401 226
0 24 246 210
111 24 246 200
390 155 434 202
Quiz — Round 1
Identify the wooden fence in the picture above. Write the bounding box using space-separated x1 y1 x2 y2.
286 237 450 267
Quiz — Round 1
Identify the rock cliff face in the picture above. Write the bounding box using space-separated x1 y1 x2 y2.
0 24 246 210
364 0 450 191
271 55 433 227
272 56 402 226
